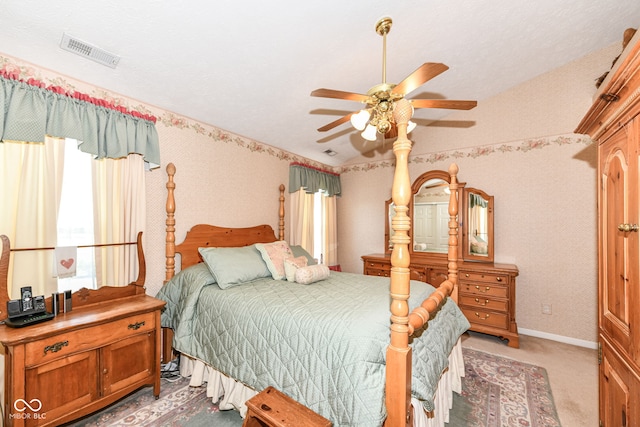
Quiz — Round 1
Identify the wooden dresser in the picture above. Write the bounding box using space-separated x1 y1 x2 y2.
363 254 519 348
0 294 165 427
575 28 640 427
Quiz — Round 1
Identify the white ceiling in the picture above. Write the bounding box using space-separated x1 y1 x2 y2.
2 1 640 166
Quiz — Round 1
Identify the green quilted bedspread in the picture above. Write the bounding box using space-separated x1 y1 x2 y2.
157 263 469 426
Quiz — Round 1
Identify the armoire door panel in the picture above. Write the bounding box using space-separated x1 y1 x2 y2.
601 340 640 427
600 130 632 351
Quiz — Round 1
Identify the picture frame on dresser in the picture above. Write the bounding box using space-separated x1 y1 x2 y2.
365 168 519 347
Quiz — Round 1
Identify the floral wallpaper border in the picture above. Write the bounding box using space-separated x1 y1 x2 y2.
1 54 593 176
337 134 593 174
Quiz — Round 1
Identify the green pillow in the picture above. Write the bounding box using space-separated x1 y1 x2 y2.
290 245 317 265
198 245 270 289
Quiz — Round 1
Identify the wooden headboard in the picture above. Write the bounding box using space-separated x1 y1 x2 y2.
164 162 285 282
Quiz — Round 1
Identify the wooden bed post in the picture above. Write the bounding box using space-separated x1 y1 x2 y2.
163 162 177 363
385 99 415 427
447 164 459 303
165 163 177 282
279 184 285 241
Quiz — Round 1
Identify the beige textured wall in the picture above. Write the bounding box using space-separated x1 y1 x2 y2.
337 43 622 346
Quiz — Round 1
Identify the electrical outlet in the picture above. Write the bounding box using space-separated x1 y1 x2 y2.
541 304 552 315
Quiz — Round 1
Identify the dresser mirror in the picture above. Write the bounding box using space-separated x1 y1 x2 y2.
384 169 494 263
463 187 494 262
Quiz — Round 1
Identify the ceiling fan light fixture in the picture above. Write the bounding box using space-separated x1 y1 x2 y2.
350 109 371 130
361 124 378 141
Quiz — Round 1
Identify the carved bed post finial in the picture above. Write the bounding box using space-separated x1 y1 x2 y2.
166 163 176 282
279 184 285 241
386 98 414 426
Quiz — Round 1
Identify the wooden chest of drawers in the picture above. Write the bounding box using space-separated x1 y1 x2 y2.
362 254 519 347
0 295 165 426
458 265 519 348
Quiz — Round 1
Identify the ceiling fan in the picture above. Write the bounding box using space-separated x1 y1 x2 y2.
311 17 477 141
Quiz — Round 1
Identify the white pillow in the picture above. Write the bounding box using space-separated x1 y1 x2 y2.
284 256 308 282
295 264 330 285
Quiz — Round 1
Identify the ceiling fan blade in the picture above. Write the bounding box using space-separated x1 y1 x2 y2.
311 88 370 103
317 113 354 132
410 99 477 110
391 63 449 96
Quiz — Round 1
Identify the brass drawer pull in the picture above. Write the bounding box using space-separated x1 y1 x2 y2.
475 285 491 293
618 223 639 232
44 340 69 355
496 277 502 282
474 298 489 306
474 312 490 320
128 321 146 330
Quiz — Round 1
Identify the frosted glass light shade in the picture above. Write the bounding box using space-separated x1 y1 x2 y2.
350 109 371 131
361 124 378 141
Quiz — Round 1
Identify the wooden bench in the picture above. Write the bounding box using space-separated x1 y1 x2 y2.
242 386 332 427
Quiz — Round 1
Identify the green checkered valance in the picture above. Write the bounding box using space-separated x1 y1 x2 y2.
0 74 160 169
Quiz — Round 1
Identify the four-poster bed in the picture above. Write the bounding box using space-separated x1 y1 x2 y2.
157 100 469 426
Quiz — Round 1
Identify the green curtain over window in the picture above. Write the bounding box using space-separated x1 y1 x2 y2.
0 74 160 168
469 193 488 208
289 163 341 196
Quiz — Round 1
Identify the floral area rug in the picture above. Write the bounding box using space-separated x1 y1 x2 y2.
448 348 562 427
65 376 243 427
66 348 561 427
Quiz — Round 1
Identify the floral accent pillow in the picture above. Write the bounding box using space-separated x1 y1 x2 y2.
255 241 294 280
284 256 308 282
295 264 330 285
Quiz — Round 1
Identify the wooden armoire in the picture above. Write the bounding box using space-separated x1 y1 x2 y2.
575 29 640 427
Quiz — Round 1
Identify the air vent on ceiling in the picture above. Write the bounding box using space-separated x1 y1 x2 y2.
60 33 120 68
323 149 338 156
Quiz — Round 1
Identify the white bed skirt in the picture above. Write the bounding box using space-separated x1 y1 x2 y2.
178 337 464 426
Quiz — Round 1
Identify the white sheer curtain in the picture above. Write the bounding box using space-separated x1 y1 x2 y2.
92 153 146 287
320 194 338 268
0 137 65 298
289 188 314 252
289 188 339 268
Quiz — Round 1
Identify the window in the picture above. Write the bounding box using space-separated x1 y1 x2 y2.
56 139 97 291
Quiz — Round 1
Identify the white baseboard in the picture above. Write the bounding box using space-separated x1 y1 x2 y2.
518 328 598 350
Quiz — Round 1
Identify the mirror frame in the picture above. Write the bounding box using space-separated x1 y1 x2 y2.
385 170 465 261
462 187 495 262
384 170 496 264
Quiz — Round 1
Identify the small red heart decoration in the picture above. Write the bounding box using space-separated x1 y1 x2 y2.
60 259 74 269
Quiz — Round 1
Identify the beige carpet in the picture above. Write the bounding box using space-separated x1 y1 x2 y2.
461 331 598 427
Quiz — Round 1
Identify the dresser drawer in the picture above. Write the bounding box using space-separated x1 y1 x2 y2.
364 260 390 271
459 295 508 312
462 307 508 330
365 268 390 277
25 312 156 367
459 282 508 298
461 271 509 284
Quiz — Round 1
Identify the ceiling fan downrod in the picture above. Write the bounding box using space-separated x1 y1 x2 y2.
376 17 392 85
